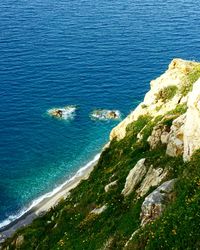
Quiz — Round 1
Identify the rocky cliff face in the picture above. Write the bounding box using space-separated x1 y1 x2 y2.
110 58 200 161
110 59 199 142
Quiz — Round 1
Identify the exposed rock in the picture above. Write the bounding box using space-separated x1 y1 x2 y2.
110 59 199 141
148 124 170 149
91 109 121 120
100 237 114 250
104 180 117 193
136 166 168 197
166 114 186 157
124 229 140 249
161 131 170 144
122 159 147 196
47 105 77 120
140 179 176 226
15 235 24 248
184 78 200 161
90 205 107 215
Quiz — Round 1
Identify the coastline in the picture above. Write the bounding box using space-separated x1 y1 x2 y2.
0 153 100 243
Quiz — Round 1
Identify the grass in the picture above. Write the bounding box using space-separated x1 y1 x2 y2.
180 65 200 96
155 85 178 103
3 109 199 250
125 150 200 250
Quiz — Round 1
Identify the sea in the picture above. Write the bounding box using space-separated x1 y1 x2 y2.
0 0 200 228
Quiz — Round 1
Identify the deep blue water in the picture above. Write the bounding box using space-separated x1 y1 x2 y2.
0 0 200 226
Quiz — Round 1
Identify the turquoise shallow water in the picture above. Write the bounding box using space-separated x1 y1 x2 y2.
0 0 200 226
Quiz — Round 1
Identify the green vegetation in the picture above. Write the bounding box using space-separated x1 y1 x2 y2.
2 108 200 250
155 85 178 103
126 150 200 250
180 65 200 96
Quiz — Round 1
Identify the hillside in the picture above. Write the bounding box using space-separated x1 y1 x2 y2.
2 59 200 250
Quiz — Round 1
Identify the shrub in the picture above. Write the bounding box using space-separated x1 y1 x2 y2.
180 65 200 96
155 85 178 103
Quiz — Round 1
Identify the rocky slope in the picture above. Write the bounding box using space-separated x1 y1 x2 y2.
2 59 200 250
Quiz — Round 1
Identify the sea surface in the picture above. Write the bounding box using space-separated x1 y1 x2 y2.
0 0 200 227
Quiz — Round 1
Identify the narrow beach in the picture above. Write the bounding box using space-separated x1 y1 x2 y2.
0 154 100 243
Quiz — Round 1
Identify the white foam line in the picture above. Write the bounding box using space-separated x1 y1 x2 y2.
0 153 101 229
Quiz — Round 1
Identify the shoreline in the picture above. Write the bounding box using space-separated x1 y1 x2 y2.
0 153 100 243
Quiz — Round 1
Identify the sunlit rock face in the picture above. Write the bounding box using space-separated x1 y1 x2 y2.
110 59 199 141
184 78 200 161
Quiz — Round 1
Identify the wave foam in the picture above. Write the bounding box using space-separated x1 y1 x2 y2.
47 105 77 120
0 153 100 230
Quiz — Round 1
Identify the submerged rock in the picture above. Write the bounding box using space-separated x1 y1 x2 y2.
140 179 176 226
47 105 77 120
91 109 121 120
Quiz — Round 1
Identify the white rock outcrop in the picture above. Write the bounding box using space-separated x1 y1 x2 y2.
122 159 147 196
136 166 168 197
90 205 107 215
166 114 186 157
140 179 176 226
148 124 169 149
110 59 199 141
104 180 117 193
184 78 200 161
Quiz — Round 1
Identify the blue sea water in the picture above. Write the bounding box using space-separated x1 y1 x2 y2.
0 0 200 226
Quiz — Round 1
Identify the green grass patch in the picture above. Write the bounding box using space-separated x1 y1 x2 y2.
155 85 178 103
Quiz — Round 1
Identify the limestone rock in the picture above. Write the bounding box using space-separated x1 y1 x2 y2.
110 59 198 141
136 166 168 197
184 78 200 161
122 159 147 196
148 124 169 149
104 180 117 193
110 104 147 140
90 205 107 215
166 114 186 157
140 179 176 226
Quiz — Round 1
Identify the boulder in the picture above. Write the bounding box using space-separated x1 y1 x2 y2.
166 114 186 157
184 78 200 161
148 124 169 149
90 205 107 215
136 166 168 197
140 179 176 226
104 180 117 193
122 159 147 196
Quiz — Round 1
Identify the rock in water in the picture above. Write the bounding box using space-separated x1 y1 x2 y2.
47 105 77 120
91 109 121 120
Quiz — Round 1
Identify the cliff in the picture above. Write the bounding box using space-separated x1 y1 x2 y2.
2 59 200 250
